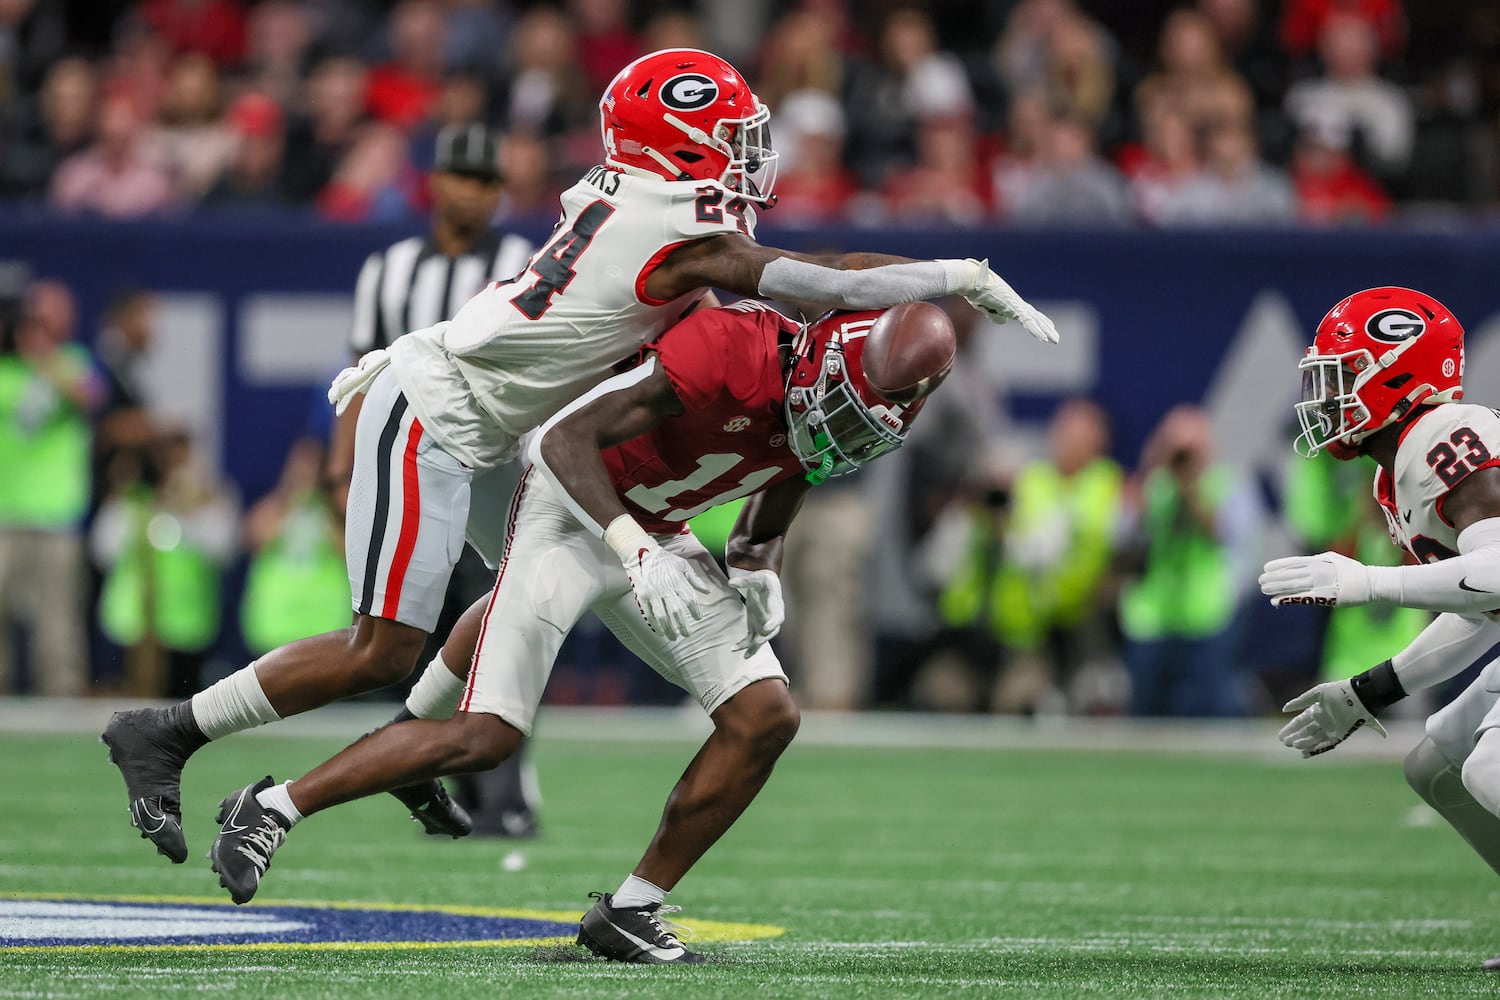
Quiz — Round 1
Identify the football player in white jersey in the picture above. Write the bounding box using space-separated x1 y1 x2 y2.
1258 287 1500 969
101 47 1061 866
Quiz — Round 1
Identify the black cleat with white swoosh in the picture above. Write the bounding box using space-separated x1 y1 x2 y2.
577 892 705 964
209 776 291 905
390 778 474 838
100 706 206 864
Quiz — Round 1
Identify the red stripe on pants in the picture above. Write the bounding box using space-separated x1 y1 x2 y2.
460 467 531 712
381 418 425 620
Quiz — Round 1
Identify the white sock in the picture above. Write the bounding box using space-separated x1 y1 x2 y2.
190 662 281 741
255 780 304 827
612 875 666 909
404 651 467 720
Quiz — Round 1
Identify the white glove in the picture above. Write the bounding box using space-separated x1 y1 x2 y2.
1278 679 1387 757
1259 551 1374 608
328 349 391 415
621 539 710 641
728 567 784 657
961 258 1060 344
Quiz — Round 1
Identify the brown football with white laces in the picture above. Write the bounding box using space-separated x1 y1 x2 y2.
860 301 958 405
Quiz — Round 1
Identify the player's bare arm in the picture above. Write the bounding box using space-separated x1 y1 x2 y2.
1440 465 1500 538
647 233 1060 343
724 477 809 575
722 478 807 657
530 360 684 536
527 360 710 641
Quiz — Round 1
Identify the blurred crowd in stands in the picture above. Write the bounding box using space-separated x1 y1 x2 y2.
2 0 1498 225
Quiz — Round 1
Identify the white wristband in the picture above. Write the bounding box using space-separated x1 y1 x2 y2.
603 514 654 563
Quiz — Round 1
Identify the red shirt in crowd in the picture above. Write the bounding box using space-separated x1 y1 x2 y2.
1293 156 1390 223
365 66 441 132
140 0 248 66
1280 0 1405 59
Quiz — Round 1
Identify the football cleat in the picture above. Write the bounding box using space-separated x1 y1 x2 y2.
1484 954 1500 971
209 776 291 905
100 706 203 864
389 779 473 838
577 891 705 964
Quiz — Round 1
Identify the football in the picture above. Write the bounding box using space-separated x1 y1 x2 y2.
861 301 958 405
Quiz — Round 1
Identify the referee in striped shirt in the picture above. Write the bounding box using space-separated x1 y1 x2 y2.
333 123 540 838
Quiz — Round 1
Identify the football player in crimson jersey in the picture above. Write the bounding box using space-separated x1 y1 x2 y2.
1259 287 1500 969
204 300 952 961
99 44 1062 869
102 46 1057 868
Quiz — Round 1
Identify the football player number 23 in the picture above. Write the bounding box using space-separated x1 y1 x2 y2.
1426 427 1492 489
623 453 782 520
511 200 617 320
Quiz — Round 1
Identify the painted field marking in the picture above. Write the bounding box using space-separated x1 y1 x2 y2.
0 894 783 954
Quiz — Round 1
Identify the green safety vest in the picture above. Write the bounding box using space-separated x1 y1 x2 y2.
100 487 222 652
240 491 352 654
1284 450 1431 678
1118 465 1238 641
0 349 92 528
940 458 1122 648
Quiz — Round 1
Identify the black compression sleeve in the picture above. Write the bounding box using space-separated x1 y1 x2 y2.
1350 660 1407 716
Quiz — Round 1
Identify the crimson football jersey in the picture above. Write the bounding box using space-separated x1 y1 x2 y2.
603 300 806 533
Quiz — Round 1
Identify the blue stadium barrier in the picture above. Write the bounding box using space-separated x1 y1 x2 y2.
8 211 1500 691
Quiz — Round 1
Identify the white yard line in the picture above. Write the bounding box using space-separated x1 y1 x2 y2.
0 697 1426 761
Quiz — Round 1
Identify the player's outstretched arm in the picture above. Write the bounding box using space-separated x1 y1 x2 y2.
1260 468 1500 612
649 234 1059 344
527 360 708 640
721 478 810 657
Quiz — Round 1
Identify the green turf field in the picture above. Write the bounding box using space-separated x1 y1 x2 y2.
2 714 1497 997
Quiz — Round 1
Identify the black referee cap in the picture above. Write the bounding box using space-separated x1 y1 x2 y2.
435 123 502 181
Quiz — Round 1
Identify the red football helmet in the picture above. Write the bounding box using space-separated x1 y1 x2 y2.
1296 286 1465 460
599 48 778 204
784 311 929 484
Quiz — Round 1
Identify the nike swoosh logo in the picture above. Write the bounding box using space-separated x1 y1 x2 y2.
1460 578 1492 594
132 799 168 834
221 787 253 834
607 919 686 961
1403 510 1412 524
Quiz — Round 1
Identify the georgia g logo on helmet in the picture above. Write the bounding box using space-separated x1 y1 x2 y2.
1365 307 1427 343
659 73 719 112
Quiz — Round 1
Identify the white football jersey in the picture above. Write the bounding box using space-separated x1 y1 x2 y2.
387 165 759 469
1376 402 1500 564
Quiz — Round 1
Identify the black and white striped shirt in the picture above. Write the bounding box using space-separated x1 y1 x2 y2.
349 229 535 356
